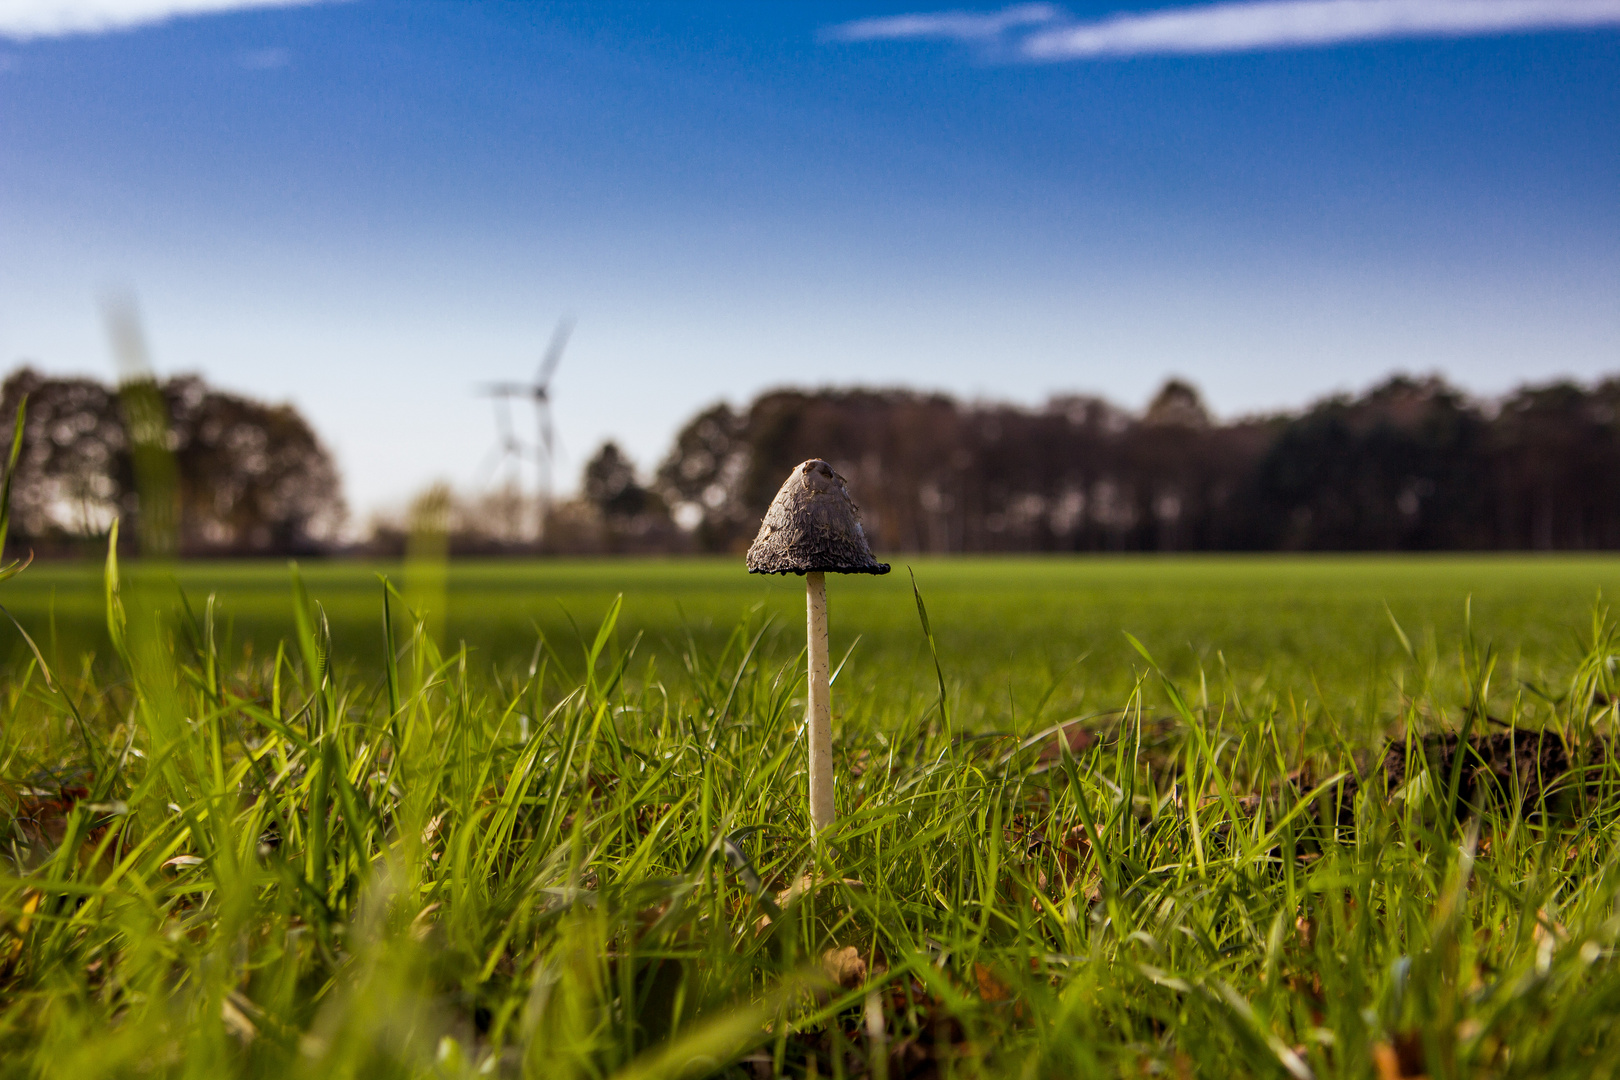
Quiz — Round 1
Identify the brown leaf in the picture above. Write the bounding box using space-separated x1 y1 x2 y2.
823 946 867 990
1372 1043 1401 1080
974 962 1010 1003
1036 722 1095 766
11 784 97 858
1055 824 1093 885
1373 1031 1428 1079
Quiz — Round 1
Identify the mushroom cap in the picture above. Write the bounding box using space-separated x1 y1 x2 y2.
746 459 891 575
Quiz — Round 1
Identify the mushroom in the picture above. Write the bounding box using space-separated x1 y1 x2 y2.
747 459 890 834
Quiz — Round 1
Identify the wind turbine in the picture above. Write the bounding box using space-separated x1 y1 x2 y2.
477 316 574 543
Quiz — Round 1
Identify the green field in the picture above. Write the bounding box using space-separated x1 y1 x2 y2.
7 553 1620 724
5 554 1620 1077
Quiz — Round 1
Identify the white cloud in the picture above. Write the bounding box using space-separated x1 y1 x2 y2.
1028 0 1620 57
825 0 1620 57
823 2 1063 43
0 0 332 41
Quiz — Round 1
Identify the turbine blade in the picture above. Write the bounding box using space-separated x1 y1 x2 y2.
493 396 516 444
535 315 575 389
540 404 565 464
473 440 508 488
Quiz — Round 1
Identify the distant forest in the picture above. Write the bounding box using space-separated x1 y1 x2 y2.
0 368 344 557
6 366 1620 557
620 373 1620 555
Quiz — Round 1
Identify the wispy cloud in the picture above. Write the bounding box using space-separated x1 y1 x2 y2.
823 2 1063 43
237 44 289 68
1028 0 1620 57
824 0 1620 58
0 0 333 41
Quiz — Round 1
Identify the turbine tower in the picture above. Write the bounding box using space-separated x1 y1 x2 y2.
477 316 573 544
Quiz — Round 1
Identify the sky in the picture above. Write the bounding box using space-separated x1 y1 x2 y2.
1 0 1617 523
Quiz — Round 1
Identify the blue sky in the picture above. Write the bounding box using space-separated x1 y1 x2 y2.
1 1 1617 520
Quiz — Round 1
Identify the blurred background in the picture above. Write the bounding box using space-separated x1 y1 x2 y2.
1 0 1616 563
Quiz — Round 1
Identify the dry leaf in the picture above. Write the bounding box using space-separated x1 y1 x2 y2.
410 902 442 941
775 875 865 907
822 945 867 989
974 962 1010 1002
221 996 257 1043
1372 1043 1401 1080
1374 1032 1428 1079
1036 722 1095 766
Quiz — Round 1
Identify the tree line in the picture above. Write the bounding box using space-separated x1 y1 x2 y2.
7 364 1619 556
613 373 1620 554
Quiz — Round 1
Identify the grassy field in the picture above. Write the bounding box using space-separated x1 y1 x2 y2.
6 553 1620 723
4 553 1620 1077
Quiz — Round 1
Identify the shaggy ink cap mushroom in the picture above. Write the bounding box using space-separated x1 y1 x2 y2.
746 459 890 576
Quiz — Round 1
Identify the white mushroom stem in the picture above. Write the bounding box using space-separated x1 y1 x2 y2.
806 571 834 833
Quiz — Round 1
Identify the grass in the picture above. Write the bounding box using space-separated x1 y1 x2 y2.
7 553 1620 719
3 552 1620 1076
